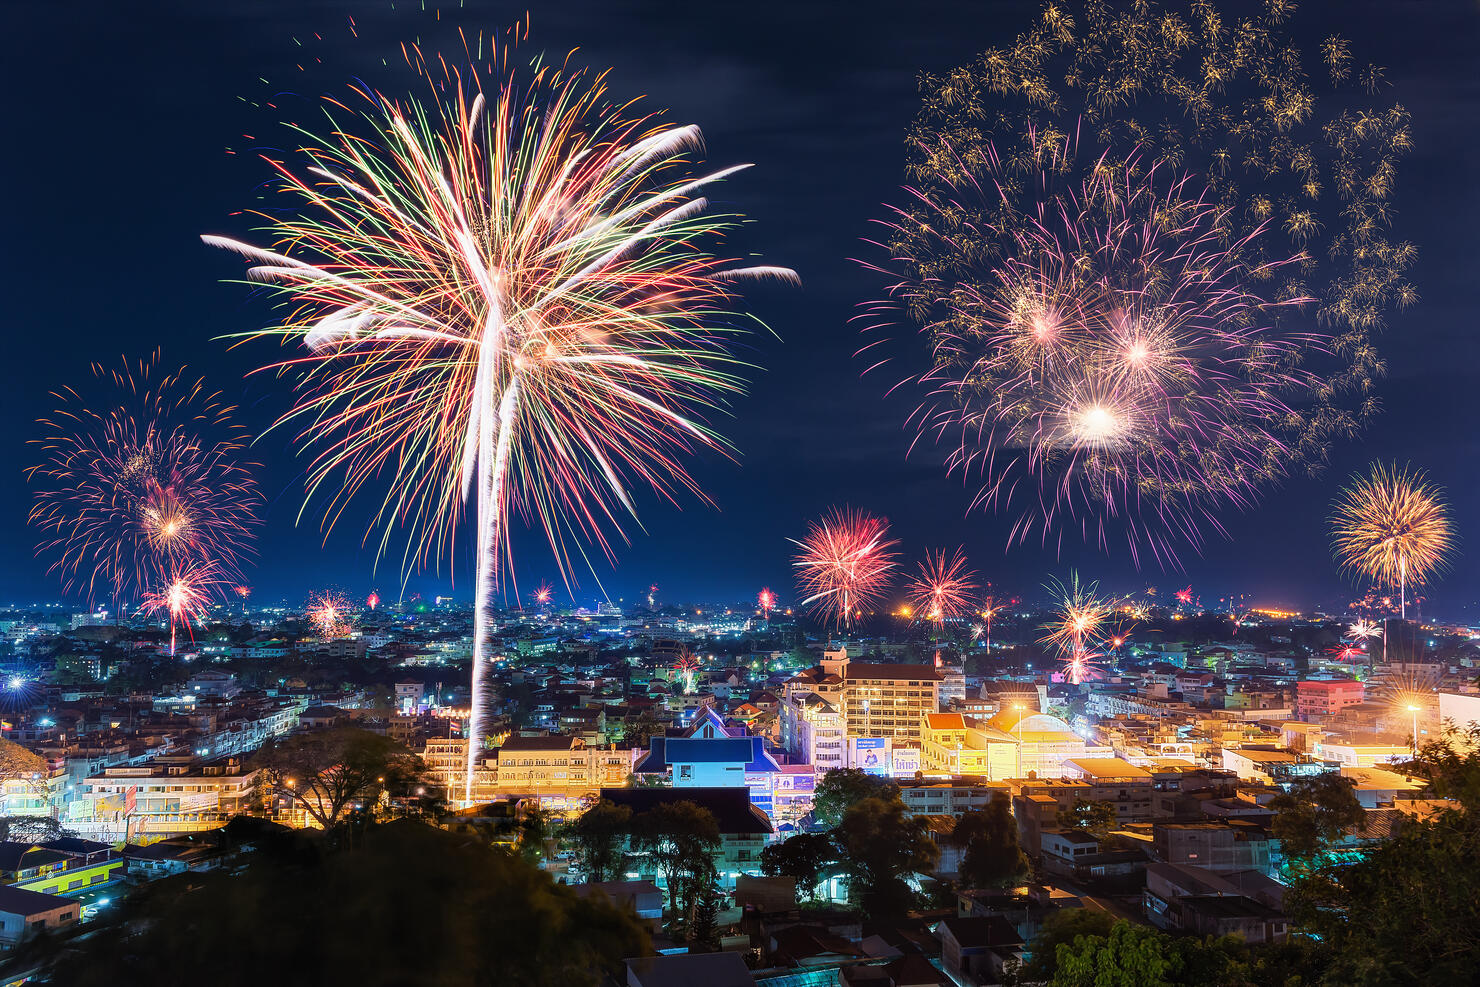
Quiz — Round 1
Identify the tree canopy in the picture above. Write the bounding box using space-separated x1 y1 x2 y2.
563 799 633 883
250 727 425 831
954 791 1030 889
26 820 648 987
812 768 900 828
836 796 938 917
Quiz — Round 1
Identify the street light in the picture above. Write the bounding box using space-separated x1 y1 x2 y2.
1406 704 1422 751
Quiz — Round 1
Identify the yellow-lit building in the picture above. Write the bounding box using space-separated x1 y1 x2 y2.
491 735 637 809
919 713 1018 780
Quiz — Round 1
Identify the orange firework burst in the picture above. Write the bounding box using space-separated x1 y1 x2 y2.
1332 463 1453 618
791 508 899 630
306 591 354 640
907 547 979 629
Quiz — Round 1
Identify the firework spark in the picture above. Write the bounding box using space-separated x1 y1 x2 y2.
206 34 793 802
865 146 1326 565
672 652 700 695
28 353 259 607
791 508 899 630
1041 572 1114 684
366 590 380 611
907 547 979 630
139 560 223 657
1332 463 1453 619
758 586 777 618
306 591 354 640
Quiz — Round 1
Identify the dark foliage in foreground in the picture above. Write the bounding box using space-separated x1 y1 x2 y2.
22 819 647 987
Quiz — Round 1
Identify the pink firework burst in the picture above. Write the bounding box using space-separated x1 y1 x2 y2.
864 144 1325 566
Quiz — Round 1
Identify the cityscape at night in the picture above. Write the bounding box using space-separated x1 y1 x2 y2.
2 1 1478 984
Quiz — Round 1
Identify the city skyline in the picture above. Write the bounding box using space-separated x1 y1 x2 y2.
5 0 1479 614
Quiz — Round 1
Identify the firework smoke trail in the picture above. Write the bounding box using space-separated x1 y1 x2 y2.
906 547 979 632
205 33 794 802
862 146 1326 565
27 352 260 609
791 508 899 631
139 559 224 657
1332 463 1453 620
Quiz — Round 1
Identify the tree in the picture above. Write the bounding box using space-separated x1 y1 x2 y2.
516 803 553 866
250 727 424 831
564 799 633 883
1268 772 1364 863
812 768 899 828
760 832 836 900
688 881 723 950
27 820 647 987
1056 798 1117 841
1008 908 1118 984
836 796 938 917
624 710 665 750
0 816 75 844
1047 921 1251 987
953 792 1029 889
631 800 721 922
1279 725 1480 984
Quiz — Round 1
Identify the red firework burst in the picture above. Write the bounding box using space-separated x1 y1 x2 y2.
907 547 980 628
28 352 260 607
790 508 899 629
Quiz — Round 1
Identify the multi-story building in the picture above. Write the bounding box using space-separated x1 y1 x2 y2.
489 735 638 812
1296 680 1365 720
780 650 940 772
919 713 1018 780
422 737 498 805
1058 758 1155 822
898 779 1008 818
71 755 259 840
1152 821 1274 874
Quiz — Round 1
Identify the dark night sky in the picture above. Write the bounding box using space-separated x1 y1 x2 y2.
3 0 1478 613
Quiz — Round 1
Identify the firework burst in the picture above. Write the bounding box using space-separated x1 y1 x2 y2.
1041 572 1114 684
139 560 223 656
28 353 259 607
306 591 354 640
757 587 777 618
1332 463 1453 619
206 32 793 801
366 590 380 611
791 508 899 630
1348 618 1380 644
907 547 979 630
865 147 1326 565
884 3 1417 564
672 652 701 695
531 582 554 607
